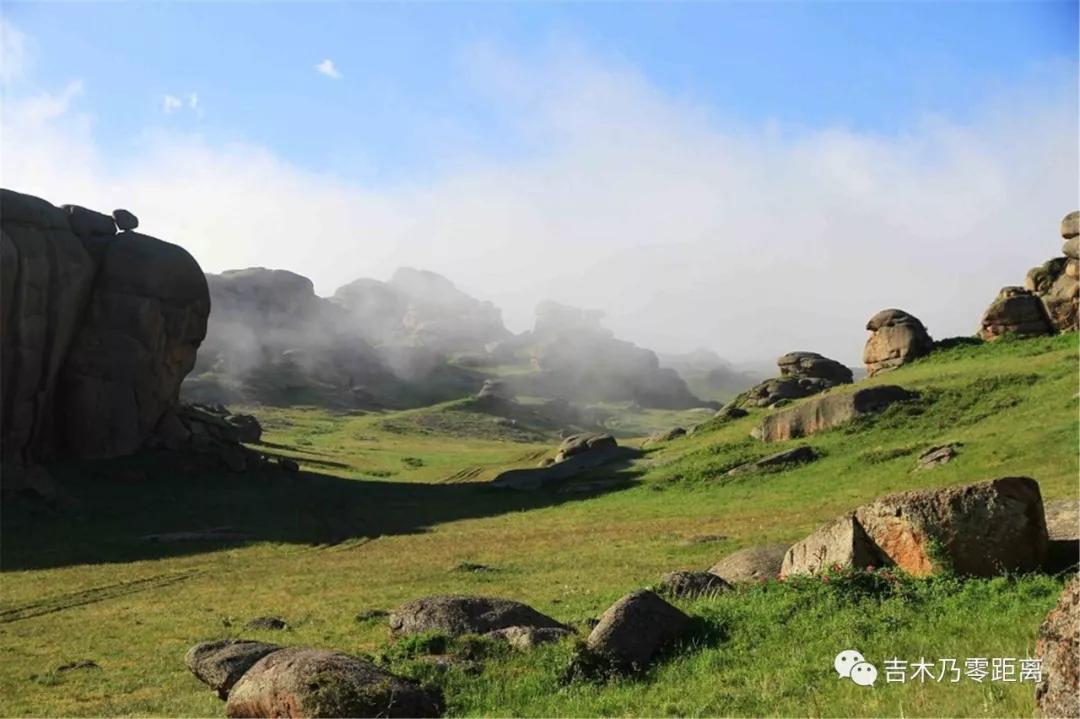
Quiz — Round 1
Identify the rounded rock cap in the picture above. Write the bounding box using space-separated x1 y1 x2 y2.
112 208 139 231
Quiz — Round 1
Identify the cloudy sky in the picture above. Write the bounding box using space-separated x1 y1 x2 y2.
2 1 1077 364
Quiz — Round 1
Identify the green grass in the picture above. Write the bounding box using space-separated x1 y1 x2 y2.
1 333 1076 717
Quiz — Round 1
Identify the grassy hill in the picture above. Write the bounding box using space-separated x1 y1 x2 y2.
1 333 1076 717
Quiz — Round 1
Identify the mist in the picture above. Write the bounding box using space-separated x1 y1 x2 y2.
2 46 1076 365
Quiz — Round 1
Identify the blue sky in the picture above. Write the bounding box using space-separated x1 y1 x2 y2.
5 1 1076 182
2 2 1078 361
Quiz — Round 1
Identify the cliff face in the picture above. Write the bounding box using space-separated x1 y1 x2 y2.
1 189 210 462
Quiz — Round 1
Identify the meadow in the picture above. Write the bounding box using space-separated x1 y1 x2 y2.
1 333 1076 717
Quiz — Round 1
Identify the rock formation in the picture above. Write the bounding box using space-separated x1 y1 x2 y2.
977 286 1055 341
781 477 1048 577
491 433 636 490
752 385 916 442
978 210 1079 340
862 309 933 376
732 351 853 409
1 189 210 463
186 639 282 700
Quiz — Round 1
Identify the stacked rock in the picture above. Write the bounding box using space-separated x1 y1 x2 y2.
862 309 933 376
737 351 853 408
978 210 1079 340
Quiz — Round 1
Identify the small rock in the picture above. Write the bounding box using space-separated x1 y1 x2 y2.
185 639 281 700
657 570 732 598
56 660 100 672
225 647 443 718
244 616 288 631
643 427 686 447
914 443 960 470
452 562 495 573
112 208 139 231
709 544 789 583
279 458 299 473
586 589 689 672
485 625 575 649
355 609 389 622
714 403 748 421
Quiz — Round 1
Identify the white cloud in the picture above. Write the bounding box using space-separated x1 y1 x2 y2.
315 58 341 79
162 94 183 114
0 17 29 85
2 51 1076 365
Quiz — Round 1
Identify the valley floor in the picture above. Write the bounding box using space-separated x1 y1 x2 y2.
1 334 1077 717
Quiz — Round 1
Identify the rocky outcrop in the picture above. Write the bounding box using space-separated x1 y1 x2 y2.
586 590 689 672
862 309 933 376
781 477 1048 578
225 647 443 718
977 287 1054 341
726 446 817 476
491 434 636 490
388 595 565 637
185 639 281 700
709 544 789 583
1 189 210 463
732 352 853 409
1022 210 1079 334
1035 576 1079 719
752 385 916 442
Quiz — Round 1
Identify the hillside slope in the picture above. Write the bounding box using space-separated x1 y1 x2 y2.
0 333 1076 717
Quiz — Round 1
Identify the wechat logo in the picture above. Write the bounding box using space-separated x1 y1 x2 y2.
835 649 878 687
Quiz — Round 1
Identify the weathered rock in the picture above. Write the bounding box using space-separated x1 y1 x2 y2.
485 625 574 649
783 477 1049 578
1064 237 1079 260
1 190 98 462
727 446 817 476
586 590 689 671
780 514 888 577
657 570 733 598
62 205 116 237
185 639 281 700
777 351 854 384
863 309 934 376
279 458 300 473
245 616 288 631
1061 210 1079 239
977 287 1055 341
555 433 618 462
753 385 916 442
914 443 961 471
111 209 138 231
713 403 748 421
740 376 836 408
1034 576 1079 719
643 427 686 446
1044 498 1079 574
388 595 565 637
225 647 443 718
225 414 262 443
709 544 789 583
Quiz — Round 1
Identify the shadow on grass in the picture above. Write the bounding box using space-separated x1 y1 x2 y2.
1 449 640 571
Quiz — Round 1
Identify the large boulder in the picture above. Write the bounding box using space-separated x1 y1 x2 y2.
1 190 210 462
752 385 916 442
491 434 636 490
185 639 281 700
388 595 565 637
1035 576 1079 719
225 647 443 718
1061 210 1079 240
738 376 836 408
777 351 853 384
977 287 1055 341
709 544 790 583
586 590 689 671
862 309 933 376
782 477 1049 578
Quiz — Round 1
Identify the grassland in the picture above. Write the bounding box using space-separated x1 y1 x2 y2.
1 333 1076 717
